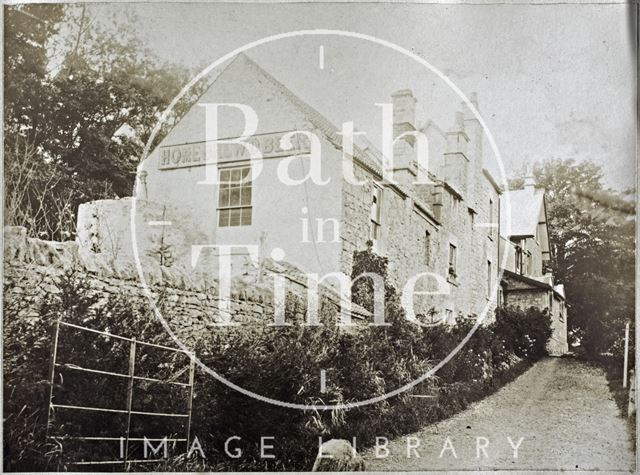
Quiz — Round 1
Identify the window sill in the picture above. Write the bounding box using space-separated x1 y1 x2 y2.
447 275 459 286
218 224 253 229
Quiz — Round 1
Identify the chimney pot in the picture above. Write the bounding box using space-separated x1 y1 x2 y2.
469 92 478 108
462 92 479 120
524 176 535 188
524 164 535 189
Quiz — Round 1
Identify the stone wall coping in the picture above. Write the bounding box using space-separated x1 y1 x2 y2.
4 226 371 318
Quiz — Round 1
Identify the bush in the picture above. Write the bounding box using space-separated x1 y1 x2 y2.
3 270 183 471
185 249 552 470
491 305 552 360
4 251 554 471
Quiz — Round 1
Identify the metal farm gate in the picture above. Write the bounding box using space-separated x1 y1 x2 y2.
45 319 196 468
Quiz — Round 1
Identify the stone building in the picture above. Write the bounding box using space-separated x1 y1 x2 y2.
76 53 565 344
499 179 569 355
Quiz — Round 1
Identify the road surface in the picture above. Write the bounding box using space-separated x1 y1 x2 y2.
363 357 635 472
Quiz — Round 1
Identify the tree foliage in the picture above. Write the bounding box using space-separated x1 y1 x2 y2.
4 4 202 240
512 158 634 356
4 4 65 136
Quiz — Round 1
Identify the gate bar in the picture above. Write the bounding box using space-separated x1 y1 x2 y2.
55 363 191 387
46 320 196 466
71 459 166 465
48 436 186 442
51 404 189 418
58 321 191 354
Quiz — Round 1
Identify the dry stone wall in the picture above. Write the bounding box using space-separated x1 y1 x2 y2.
4 226 365 345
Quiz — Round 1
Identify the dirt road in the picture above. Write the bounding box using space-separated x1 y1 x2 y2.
363 357 635 472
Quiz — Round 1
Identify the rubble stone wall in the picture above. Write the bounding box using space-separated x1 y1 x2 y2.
4 226 364 345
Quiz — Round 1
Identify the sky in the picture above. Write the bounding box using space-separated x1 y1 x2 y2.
92 2 636 191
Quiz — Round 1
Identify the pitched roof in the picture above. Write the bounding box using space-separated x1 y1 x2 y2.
233 54 384 178
502 269 565 301
500 186 545 237
222 55 441 223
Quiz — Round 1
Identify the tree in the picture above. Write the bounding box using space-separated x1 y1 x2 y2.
4 4 65 140
4 139 80 239
4 4 202 240
43 6 198 198
512 159 634 355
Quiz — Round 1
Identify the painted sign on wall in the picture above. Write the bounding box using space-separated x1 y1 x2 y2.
158 131 311 170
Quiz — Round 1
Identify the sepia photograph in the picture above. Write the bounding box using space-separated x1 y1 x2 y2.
2 1 637 472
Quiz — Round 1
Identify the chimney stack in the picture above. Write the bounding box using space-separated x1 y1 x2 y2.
390 89 418 185
524 164 536 189
461 92 482 208
444 112 470 197
391 89 417 141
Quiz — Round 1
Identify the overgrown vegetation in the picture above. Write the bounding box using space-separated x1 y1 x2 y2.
4 250 553 471
3 271 180 471
511 159 635 358
592 355 636 451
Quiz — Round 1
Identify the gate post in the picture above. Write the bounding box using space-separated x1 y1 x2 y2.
123 338 137 467
185 353 196 452
45 318 61 441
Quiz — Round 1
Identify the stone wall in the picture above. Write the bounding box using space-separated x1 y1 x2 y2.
4 226 367 346
339 160 500 323
503 287 547 311
340 163 443 318
76 198 211 274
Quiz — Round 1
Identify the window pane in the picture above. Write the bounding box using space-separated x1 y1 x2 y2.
220 169 231 183
219 188 230 207
218 209 230 227
241 167 250 178
241 186 252 206
229 208 241 226
370 187 382 222
230 187 241 206
241 207 252 225
371 200 381 222
231 168 241 182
